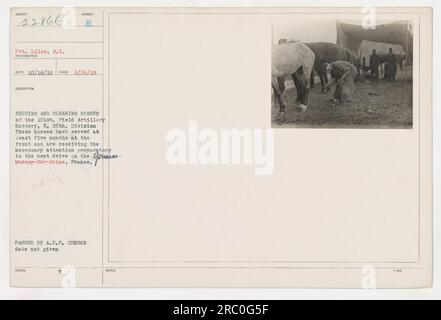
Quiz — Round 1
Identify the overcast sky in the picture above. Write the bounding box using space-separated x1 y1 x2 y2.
272 19 403 45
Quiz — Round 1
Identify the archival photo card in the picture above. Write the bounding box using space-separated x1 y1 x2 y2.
10 7 432 288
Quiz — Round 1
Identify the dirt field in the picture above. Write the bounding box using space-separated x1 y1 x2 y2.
271 68 413 129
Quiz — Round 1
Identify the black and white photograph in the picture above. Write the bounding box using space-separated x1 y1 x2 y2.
271 19 414 128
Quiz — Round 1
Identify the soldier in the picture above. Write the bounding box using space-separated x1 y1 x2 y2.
324 61 358 104
369 49 380 80
385 48 398 81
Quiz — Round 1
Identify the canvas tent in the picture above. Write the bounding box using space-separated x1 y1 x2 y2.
336 21 413 64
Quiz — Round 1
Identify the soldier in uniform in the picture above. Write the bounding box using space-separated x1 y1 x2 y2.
324 60 358 104
385 48 398 81
369 49 380 80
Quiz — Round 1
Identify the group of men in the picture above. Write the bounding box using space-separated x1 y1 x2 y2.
323 47 401 104
369 48 398 82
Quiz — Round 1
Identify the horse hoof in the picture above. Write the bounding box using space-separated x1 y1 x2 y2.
298 104 307 112
275 112 286 124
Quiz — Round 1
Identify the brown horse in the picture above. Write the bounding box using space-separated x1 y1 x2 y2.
304 42 360 93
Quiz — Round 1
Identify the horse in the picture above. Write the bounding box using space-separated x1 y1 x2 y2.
272 42 315 123
304 43 360 93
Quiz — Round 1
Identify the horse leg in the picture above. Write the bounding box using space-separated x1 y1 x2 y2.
272 78 286 123
290 73 302 103
356 64 361 81
310 69 315 89
291 72 303 103
318 71 326 93
273 77 285 106
322 71 329 92
295 69 308 111
277 77 286 95
302 66 312 108
303 86 310 106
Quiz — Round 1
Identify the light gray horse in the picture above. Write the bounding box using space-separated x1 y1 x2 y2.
272 42 315 123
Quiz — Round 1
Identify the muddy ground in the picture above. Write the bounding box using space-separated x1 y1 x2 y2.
271 68 413 129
